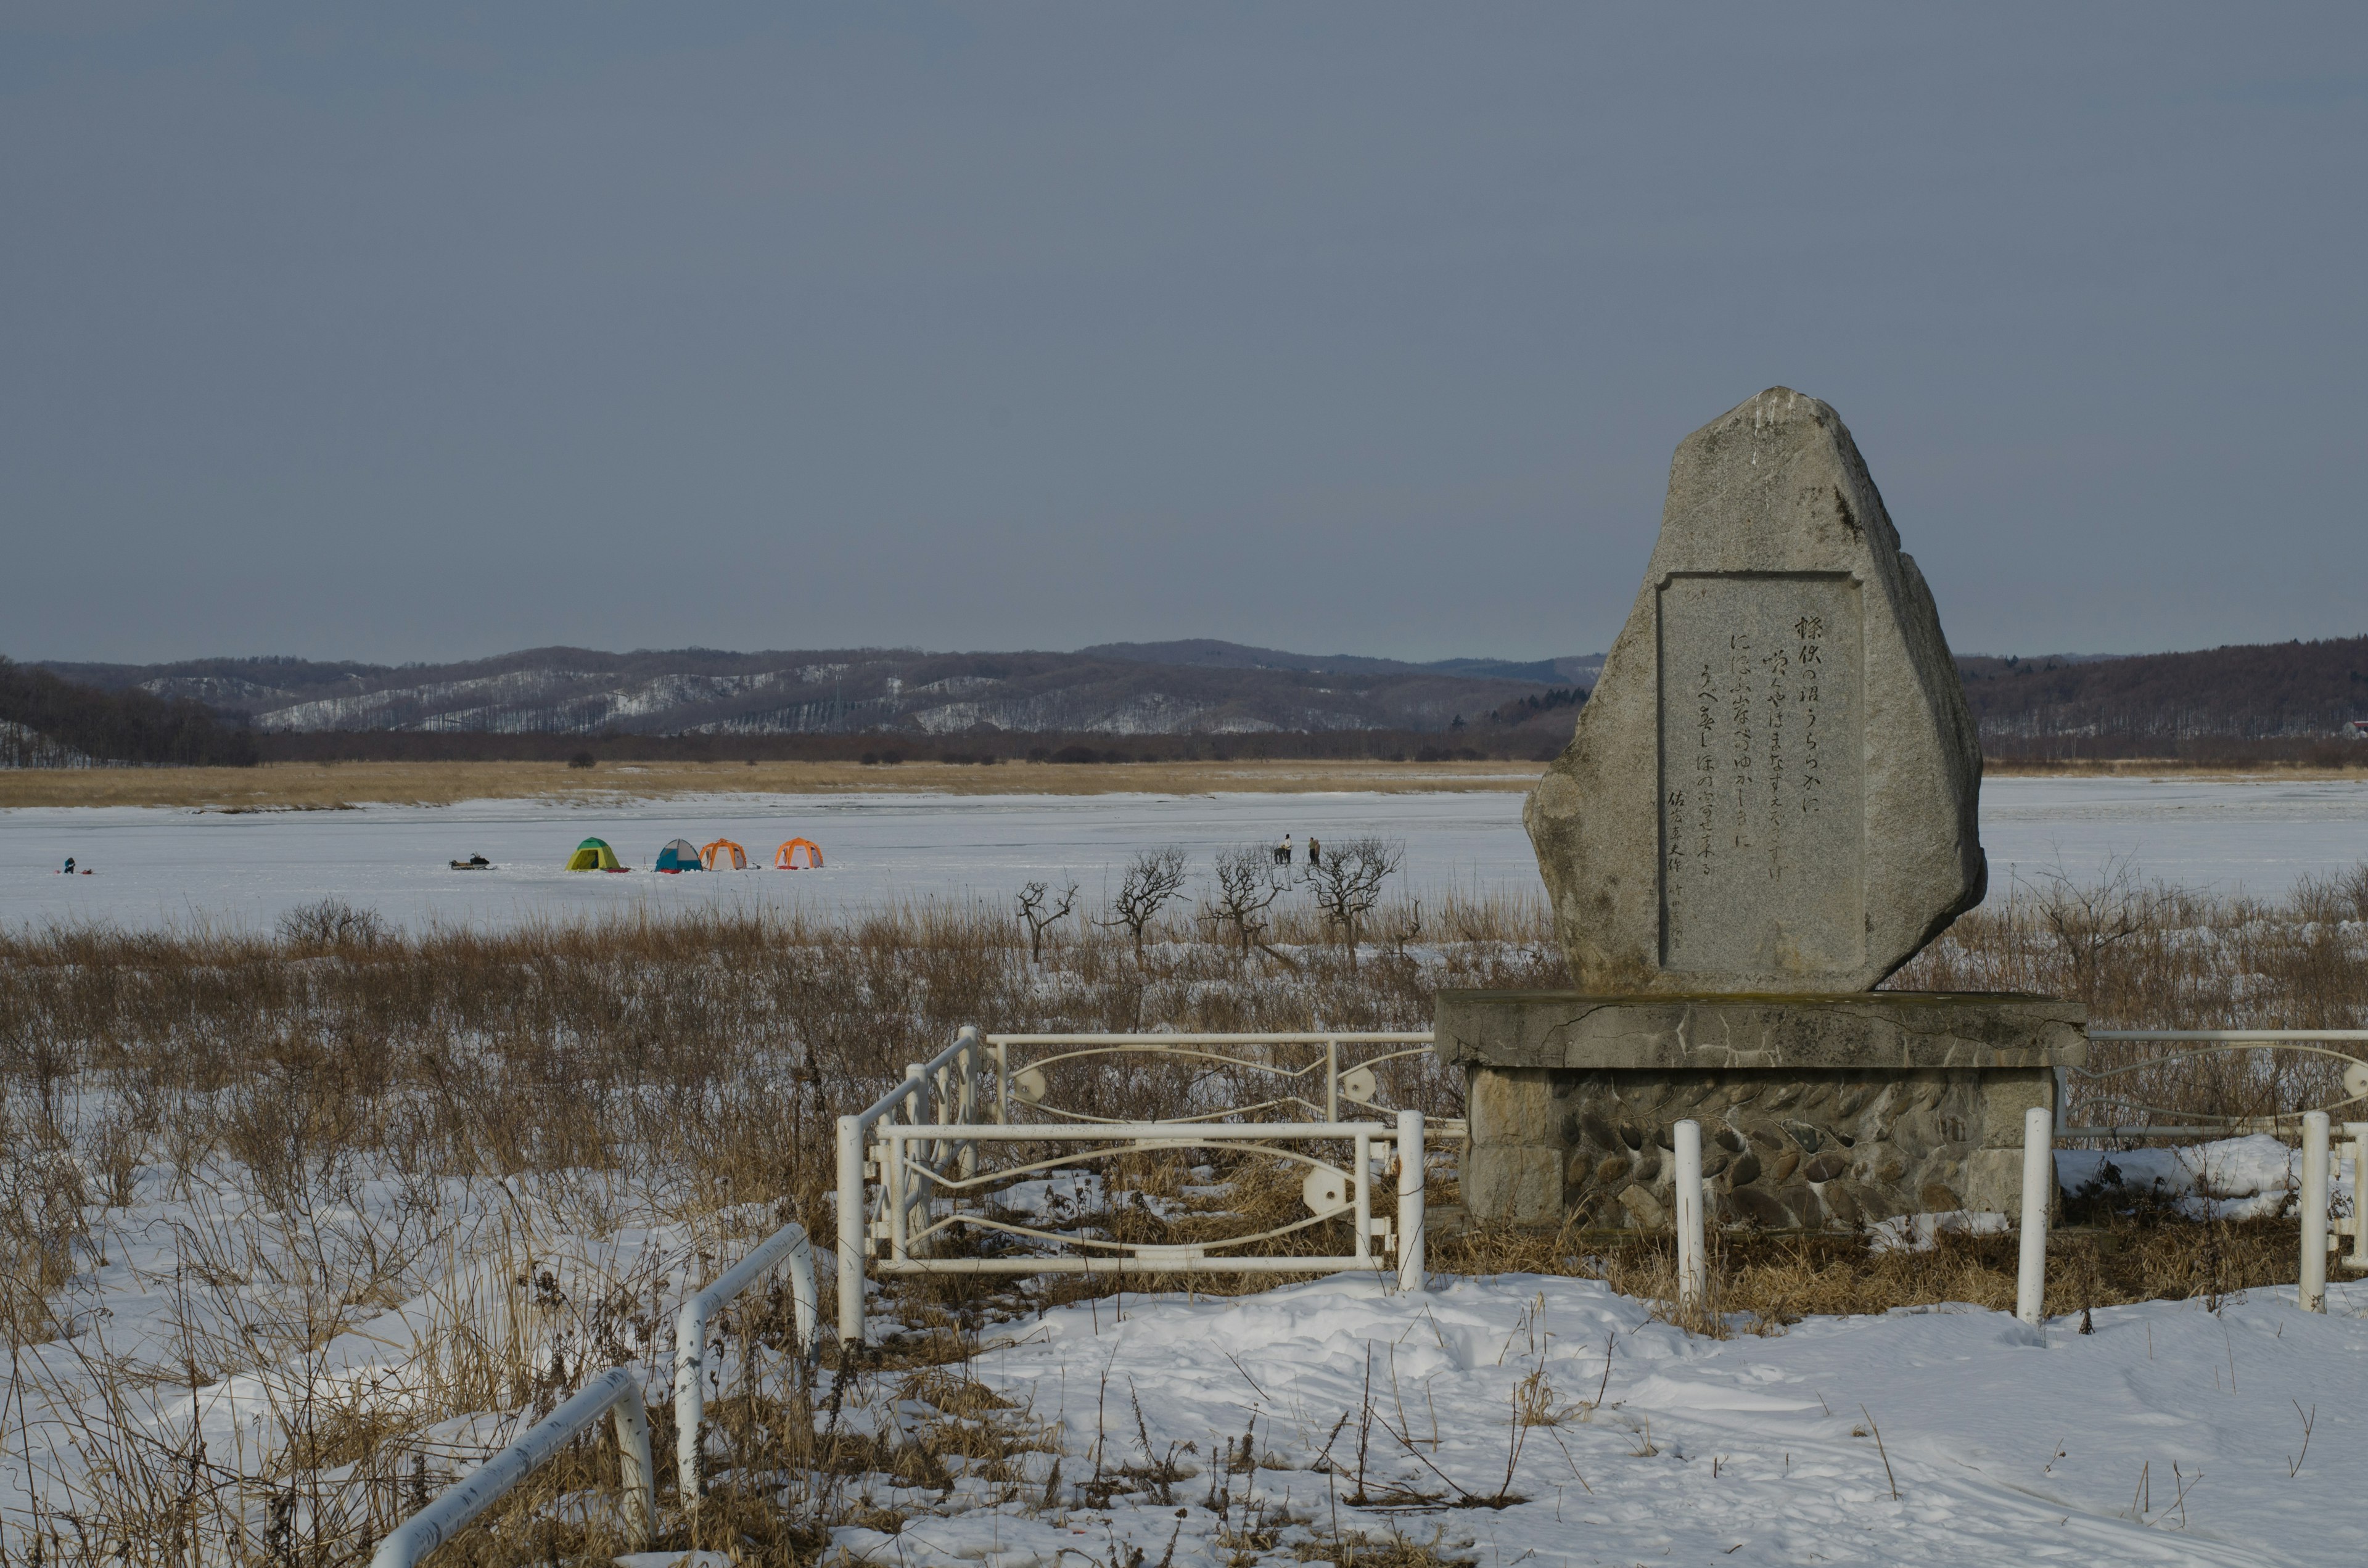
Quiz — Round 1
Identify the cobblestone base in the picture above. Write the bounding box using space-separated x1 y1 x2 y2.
1460 1064 2055 1231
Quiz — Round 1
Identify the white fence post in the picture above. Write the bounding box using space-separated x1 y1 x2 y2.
1396 1109 1425 1292
1673 1120 1704 1313
2016 1106 2052 1326
836 1114 865 1345
2346 1123 2368 1273
675 1223 818 1505
369 1368 653 1568
2300 1110 2330 1313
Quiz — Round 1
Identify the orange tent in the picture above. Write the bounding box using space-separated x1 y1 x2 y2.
701 837 749 871
774 837 824 869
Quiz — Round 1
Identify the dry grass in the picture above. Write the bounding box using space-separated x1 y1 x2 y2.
0 758 1544 811
1893 860 2368 1129
13 750 2361 809
1983 758 2368 778
1434 1210 2306 1333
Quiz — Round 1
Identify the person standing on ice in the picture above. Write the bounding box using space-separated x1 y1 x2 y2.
1306 837 1321 868
1275 834 1293 866
61 856 75 875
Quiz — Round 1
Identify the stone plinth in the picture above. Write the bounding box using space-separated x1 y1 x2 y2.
1438 991 2087 1231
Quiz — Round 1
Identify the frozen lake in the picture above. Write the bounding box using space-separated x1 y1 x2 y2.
4 776 2366 934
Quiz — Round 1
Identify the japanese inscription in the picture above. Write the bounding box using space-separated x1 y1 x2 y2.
1656 573 1864 974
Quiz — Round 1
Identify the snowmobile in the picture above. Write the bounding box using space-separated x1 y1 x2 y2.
450 853 494 870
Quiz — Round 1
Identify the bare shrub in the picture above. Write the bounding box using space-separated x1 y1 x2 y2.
275 896 391 951
1304 837 1405 969
1014 879 1079 963
1104 847 1190 964
1207 844 1291 958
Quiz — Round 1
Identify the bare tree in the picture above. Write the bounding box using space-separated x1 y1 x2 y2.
1014 878 1080 963
1207 844 1292 957
1303 836 1405 969
1386 897 1424 963
1103 847 1190 964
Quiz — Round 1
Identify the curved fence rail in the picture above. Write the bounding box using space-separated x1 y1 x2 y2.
984 1030 1460 1135
369 1368 653 1568
674 1221 818 1506
2065 1028 2368 1138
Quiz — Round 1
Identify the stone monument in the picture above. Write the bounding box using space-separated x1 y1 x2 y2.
1439 388 2085 1232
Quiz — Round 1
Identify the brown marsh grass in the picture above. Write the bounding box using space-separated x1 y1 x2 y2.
1892 860 2368 1130
13 753 2358 810
0 758 1543 811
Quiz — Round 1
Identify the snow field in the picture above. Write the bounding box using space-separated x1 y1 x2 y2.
4 777 2366 934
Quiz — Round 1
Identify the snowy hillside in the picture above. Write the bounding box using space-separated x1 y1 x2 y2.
41 644 1588 739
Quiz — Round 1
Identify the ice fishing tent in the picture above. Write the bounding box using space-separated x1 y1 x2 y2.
566 837 622 871
702 837 749 870
775 837 824 869
654 838 704 872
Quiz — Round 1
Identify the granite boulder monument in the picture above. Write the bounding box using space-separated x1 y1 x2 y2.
1439 388 2086 1233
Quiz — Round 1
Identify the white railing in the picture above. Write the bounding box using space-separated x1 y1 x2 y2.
2065 1028 2368 1136
984 1030 1460 1135
836 1025 994 1344
673 1221 818 1506
836 1027 1434 1343
373 1225 820 1561
369 1368 654 1568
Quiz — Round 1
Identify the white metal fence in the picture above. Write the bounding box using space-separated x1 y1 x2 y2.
371 1222 819 1564
2063 1028 2368 1138
835 1027 1442 1343
369 1368 655 1568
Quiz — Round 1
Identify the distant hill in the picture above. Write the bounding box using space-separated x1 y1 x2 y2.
0 658 257 768
1960 636 2368 744
30 631 2362 763
1077 639 1602 688
41 641 1592 741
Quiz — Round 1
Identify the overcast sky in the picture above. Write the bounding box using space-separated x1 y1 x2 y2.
4 5 2361 668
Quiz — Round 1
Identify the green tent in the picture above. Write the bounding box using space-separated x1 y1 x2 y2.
566 837 622 871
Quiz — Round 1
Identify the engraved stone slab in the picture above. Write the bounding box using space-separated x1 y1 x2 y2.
1656 572 1865 975
1526 387 1985 992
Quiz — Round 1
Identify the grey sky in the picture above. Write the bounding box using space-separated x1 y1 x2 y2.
4 5 2361 667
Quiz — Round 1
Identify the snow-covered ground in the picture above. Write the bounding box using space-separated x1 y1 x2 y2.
9 1137 2359 1566
4 776 2366 934
933 1271 2368 1568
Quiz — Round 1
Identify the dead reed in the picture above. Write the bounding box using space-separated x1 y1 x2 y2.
0 758 1542 811
1891 860 2368 1130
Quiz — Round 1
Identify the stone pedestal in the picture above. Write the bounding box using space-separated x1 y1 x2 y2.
1436 991 2087 1231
